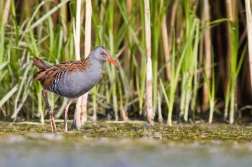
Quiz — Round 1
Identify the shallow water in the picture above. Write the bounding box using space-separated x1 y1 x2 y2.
0 122 251 167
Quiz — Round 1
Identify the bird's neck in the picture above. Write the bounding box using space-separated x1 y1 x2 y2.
88 57 104 68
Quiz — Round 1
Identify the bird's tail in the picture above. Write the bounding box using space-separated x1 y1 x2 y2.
33 57 51 70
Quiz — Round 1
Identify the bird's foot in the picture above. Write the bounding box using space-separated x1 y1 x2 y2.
48 111 57 132
64 118 68 132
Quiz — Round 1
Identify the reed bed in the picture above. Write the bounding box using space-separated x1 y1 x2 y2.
0 0 251 126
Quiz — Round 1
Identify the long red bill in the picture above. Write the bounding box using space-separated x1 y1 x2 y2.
106 57 118 67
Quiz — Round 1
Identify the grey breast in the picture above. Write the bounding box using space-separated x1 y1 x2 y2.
56 64 103 98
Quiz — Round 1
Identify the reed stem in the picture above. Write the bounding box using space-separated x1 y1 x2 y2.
245 0 252 96
144 0 154 126
74 0 83 129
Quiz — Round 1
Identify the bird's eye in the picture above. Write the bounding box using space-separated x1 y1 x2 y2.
100 51 105 56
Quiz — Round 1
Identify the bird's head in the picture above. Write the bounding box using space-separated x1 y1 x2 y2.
90 46 118 67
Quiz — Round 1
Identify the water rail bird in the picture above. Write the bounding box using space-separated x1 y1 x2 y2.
33 46 118 132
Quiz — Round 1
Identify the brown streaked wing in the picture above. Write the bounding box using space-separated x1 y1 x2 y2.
33 67 59 89
33 58 90 89
55 57 90 74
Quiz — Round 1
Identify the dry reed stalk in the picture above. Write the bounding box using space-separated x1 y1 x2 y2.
75 0 92 128
245 0 252 97
60 1 68 43
225 0 238 124
225 0 232 122
144 0 154 126
162 14 171 81
158 92 163 124
120 107 129 121
74 0 83 129
202 0 211 112
51 0 59 26
170 1 177 31
2 0 11 24
169 0 179 46
160 14 169 124
124 0 132 77
225 0 237 77
225 0 232 91
100 0 107 22
117 0 132 121
84 0 92 122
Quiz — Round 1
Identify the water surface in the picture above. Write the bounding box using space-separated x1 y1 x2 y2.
0 121 251 167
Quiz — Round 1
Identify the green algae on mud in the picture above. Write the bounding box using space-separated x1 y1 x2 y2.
0 121 251 142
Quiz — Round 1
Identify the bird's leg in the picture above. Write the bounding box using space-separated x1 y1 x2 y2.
42 89 57 131
64 99 74 132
